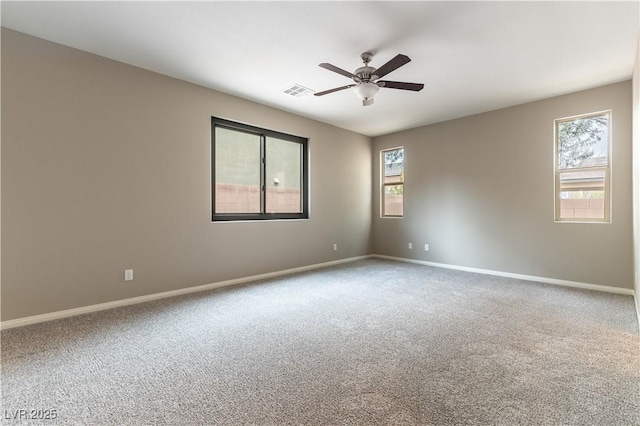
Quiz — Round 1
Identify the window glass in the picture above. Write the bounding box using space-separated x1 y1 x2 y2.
384 185 404 217
266 137 302 213
557 114 608 169
382 147 404 217
554 112 610 222
214 127 261 214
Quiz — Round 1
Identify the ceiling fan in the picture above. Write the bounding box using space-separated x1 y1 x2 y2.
314 52 424 106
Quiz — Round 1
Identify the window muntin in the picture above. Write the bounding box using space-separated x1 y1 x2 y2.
382 147 404 217
554 111 610 222
212 117 308 221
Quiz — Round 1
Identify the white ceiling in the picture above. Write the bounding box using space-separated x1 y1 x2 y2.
2 1 638 137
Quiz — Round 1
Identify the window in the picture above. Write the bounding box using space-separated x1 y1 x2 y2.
382 147 404 217
212 117 308 221
554 111 611 222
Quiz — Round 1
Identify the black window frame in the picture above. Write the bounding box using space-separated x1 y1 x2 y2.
211 117 309 221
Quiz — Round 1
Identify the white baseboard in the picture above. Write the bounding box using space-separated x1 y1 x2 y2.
2 254 636 331
372 254 636 296
0 255 370 331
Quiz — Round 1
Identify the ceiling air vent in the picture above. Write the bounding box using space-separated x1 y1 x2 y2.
282 84 314 98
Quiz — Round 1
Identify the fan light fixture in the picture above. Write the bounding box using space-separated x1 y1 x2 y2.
353 82 380 105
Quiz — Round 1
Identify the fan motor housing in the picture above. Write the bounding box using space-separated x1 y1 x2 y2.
353 66 378 83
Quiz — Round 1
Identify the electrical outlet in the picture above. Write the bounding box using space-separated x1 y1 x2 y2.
124 269 134 281
333 243 338 251
425 244 429 251
408 243 413 249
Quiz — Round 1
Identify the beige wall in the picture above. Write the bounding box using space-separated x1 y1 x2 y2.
2 28 636 323
373 81 634 290
1 29 373 321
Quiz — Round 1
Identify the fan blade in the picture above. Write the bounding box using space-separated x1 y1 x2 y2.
314 84 356 96
373 54 411 78
377 80 424 91
319 63 358 79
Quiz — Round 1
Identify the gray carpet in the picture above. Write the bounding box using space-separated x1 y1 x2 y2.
1 258 639 425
